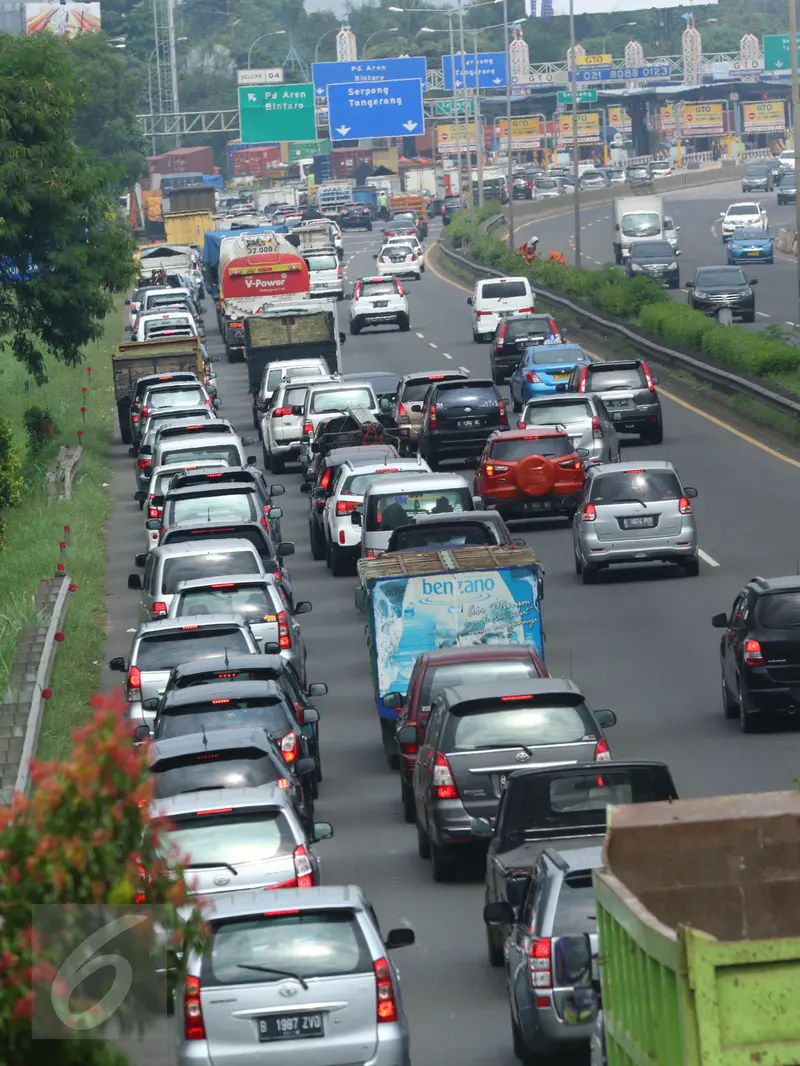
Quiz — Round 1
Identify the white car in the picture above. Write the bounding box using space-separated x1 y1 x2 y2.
383 233 425 269
778 148 796 171
663 215 679 249
134 310 199 341
260 375 338 475
140 460 228 549
375 242 422 280
650 160 672 179
720 202 768 241
323 456 431 575
349 276 410 334
304 247 344 300
298 381 380 470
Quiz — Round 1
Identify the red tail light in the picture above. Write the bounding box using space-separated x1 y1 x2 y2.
496 321 507 347
365 548 382 558
526 371 543 384
744 639 765 666
476 310 491 317
141 406 149 419
183 975 206 1041
132 412 139 424
518 306 535 313
127 665 141 702
379 256 386 263
374 957 398 1022
138 458 151 470
595 737 611 762
485 463 509 477
354 281 362 299
549 318 558 334
433 751 458 800
272 407 292 417
151 601 167 619
259 514 269 531
396 282 404 296
230 321 243 329
303 422 313 436
280 731 298 764
337 264 343 277
578 367 589 393
293 843 314 888
498 399 508 425
336 500 358 516
277 611 291 650
319 468 332 491
559 457 582 470
642 361 656 393
529 937 552 988
591 416 602 440
582 504 597 522
398 402 408 418
428 404 438 429
410 253 417 261
678 496 692 515
148 505 162 520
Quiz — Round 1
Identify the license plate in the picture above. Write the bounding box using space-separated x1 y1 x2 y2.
458 418 479 428
523 499 552 510
747 251 760 257
606 399 630 409
374 300 389 307
552 373 570 381
258 1013 324 1042
621 515 656 529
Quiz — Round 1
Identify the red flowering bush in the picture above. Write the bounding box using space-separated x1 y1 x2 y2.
0 690 207 1066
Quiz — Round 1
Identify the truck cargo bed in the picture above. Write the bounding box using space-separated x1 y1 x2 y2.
113 338 203 402
358 544 541 581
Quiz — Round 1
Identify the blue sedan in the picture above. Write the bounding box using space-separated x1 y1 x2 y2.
727 227 774 264
509 342 589 410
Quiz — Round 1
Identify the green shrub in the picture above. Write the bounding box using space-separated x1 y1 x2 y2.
637 303 717 350
0 417 24 546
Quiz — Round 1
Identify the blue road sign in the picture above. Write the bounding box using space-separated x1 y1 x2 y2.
576 65 671 82
327 78 425 141
312 57 427 97
442 52 508 90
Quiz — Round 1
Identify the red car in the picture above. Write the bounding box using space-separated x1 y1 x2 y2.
393 646 548 823
473 427 585 522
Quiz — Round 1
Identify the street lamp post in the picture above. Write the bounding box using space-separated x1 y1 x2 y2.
600 20 636 54
247 29 286 70
502 0 513 248
362 27 399 59
147 46 158 154
569 0 581 267
314 26 337 64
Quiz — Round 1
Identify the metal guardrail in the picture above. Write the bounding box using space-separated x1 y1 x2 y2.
438 240 800 422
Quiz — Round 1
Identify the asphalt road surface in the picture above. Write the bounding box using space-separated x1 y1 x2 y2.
109 220 800 1066
516 178 800 329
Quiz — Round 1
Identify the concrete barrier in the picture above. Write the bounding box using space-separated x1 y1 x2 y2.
776 228 798 256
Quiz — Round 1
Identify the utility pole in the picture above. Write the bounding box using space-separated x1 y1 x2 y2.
569 0 581 267
503 0 514 248
790 0 800 326
448 13 465 208
458 0 474 219
472 31 484 205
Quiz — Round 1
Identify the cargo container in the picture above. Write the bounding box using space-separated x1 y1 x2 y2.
162 187 217 215
163 210 216 247
147 146 216 176
594 790 800 1066
312 155 331 183
231 145 282 179
329 147 374 179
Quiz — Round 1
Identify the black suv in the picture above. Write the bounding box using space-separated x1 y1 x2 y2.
686 266 756 323
627 239 681 289
489 313 564 383
713 576 800 732
417 378 508 468
778 172 797 205
567 359 663 444
339 203 373 231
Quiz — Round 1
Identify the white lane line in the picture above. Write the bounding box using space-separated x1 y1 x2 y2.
443 352 453 359
429 342 438 348
416 332 424 338
786 321 796 327
698 548 720 568
756 311 769 318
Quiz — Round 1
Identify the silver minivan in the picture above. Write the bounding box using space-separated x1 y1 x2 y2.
128 538 267 622
355 472 477 559
304 247 344 300
519 394 621 464
176 885 414 1066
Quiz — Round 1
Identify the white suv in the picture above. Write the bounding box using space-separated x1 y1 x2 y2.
323 456 431 574
375 241 422 281
720 201 768 241
261 375 338 474
349 276 410 334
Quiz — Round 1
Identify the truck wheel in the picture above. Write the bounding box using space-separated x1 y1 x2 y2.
262 446 271 471
416 821 431 859
381 718 400 770
614 247 622 265
117 406 132 445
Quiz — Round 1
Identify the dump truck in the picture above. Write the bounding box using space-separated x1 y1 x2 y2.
163 210 216 247
354 545 544 766
588 790 800 1066
113 337 207 444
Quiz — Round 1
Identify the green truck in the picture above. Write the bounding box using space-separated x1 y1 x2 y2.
569 791 800 1066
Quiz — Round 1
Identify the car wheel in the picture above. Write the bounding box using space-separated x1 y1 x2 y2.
473 330 481 343
309 520 326 562
738 683 758 733
401 778 416 823
324 537 332 569
430 842 457 883
491 366 503 385
683 557 700 577
416 820 431 859
330 544 349 577
646 421 664 445
722 674 738 720
574 551 582 575
271 453 285 475
486 924 504 968
742 311 756 323
398 315 410 332
511 1009 535 1064
512 395 522 413
581 562 597 585
262 446 271 471
349 319 361 335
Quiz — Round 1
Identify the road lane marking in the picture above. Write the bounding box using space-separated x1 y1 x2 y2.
443 352 453 359
756 311 769 318
429 342 438 348
424 244 800 471
699 549 720 568
416 332 424 338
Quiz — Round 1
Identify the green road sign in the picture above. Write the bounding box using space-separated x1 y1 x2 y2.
763 34 800 71
238 83 316 143
434 98 475 117
289 139 330 161
557 88 598 104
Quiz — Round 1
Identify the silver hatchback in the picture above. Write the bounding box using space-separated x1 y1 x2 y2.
176 885 414 1066
519 394 620 464
573 461 699 583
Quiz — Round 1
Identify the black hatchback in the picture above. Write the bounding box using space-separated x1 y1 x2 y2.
489 313 563 383
417 379 508 468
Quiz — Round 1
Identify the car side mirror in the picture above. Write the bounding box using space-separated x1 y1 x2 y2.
651 375 659 385
299 483 311 494
675 250 682 256
278 541 295 558
132 724 151 742
719 211 725 216
213 399 221 409
483 900 515 925
379 397 391 412
373 254 378 259
134 490 145 502
270 484 286 497
312 821 334 842
311 443 320 454
127 573 142 590
264 641 280 654
241 437 254 447
142 698 160 711
301 707 319 726
109 656 127 672
295 757 317 777
684 486 698 498
294 601 312 615
686 282 695 289
350 509 362 526
385 927 415 950
749 278 758 285
466 296 473 305
246 455 258 466
125 299 131 306
145 519 161 531
595 708 617 729
383 692 403 708
711 612 729 629
268 506 283 520
396 725 417 745
312 487 326 501
307 682 328 697
576 447 590 458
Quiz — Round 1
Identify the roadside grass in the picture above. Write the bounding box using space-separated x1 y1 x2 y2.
728 394 800 441
0 303 121 760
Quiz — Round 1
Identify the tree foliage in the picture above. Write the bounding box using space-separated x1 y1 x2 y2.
0 34 136 382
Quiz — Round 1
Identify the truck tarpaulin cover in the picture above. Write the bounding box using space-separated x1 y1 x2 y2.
221 253 310 300
201 226 288 268
245 310 334 350
371 567 542 699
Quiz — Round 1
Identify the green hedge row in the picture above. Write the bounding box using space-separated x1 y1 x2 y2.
444 211 800 399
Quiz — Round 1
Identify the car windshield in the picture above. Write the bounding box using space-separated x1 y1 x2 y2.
162 810 292 867
401 379 454 402
342 470 405 496
695 269 747 287
590 469 683 504
151 753 281 798
162 552 260 594
728 205 758 215
552 883 596 935
445 703 590 750
419 659 541 707
523 400 591 424
147 388 205 409
136 629 251 669
535 180 557 189
368 488 472 530
491 436 572 460
587 365 647 391
507 319 554 340
205 911 372 986
732 229 769 241
169 493 256 525
361 280 397 297
175 584 274 618
480 282 527 299
155 699 288 741
265 365 323 392
621 212 660 237
310 388 373 413
384 245 413 256
529 346 584 366
755 592 800 629
632 242 673 257
747 166 770 175
306 254 338 271
161 445 242 466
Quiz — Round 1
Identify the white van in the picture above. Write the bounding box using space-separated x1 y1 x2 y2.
467 277 535 343
354 472 477 559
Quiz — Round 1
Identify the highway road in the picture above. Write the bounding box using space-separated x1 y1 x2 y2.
109 221 800 1066
516 178 800 329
